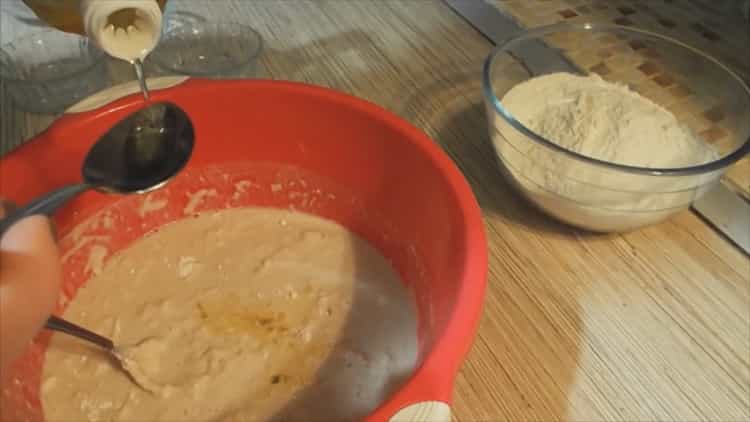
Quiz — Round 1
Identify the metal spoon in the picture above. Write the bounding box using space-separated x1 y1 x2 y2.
45 315 115 351
0 101 193 387
45 315 161 394
0 101 194 234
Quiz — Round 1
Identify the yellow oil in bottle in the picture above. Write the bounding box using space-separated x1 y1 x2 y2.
22 0 168 34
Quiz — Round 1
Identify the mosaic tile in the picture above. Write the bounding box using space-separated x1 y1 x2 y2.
596 33 620 46
700 126 728 143
566 49 600 67
637 61 660 76
559 9 578 18
703 105 726 122
628 39 647 50
638 88 667 106
592 2 608 10
689 22 708 33
636 77 666 93
683 116 713 135
700 29 721 42
657 18 677 28
590 62 612 75
653 74 676 87
614 16 634 26
669 84 693 98
545 31 587 49
680 96 713 116
606 53 643 70
640 48 661 59
614 67 646 84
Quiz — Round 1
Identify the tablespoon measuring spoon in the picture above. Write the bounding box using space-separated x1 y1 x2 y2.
0 101 194 234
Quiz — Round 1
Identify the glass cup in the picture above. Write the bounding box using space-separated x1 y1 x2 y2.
145 21 263 79
0 29 109 114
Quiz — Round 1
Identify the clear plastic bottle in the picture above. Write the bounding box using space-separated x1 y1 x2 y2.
22 0 167 62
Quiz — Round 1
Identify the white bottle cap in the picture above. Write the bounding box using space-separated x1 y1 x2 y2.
81 0 163 62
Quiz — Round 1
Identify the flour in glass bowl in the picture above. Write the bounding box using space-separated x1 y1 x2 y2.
493 72 719 231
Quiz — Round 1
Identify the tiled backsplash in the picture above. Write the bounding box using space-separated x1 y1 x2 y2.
485 0 750 198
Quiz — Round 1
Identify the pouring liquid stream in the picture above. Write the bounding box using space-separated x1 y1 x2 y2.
132 58 150 100
81 2 163 101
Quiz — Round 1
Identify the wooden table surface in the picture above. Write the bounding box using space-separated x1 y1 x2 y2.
2 1 749 421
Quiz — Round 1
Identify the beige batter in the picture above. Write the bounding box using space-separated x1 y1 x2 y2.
41 208 418 422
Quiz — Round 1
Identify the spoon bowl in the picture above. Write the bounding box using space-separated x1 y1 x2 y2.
0 101 193 234
83 101 193 194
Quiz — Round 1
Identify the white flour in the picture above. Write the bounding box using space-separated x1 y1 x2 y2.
493 72 719 231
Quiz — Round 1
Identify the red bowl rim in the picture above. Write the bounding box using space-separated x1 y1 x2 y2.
5 78 488 421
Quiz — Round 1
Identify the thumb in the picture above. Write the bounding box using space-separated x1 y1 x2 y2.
0 215 62 372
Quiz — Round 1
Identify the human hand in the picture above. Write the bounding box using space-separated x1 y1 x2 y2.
0 200 61 374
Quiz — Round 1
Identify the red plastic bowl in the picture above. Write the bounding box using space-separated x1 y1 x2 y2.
0 79 487 422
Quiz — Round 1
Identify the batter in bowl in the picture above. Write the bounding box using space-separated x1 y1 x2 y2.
41 208 418 421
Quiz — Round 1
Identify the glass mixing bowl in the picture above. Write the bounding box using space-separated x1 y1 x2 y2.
0 29 109 114
483 23 750 232
145 21 263 79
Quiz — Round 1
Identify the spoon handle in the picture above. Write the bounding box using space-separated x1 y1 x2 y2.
0 183 90 235
45 315 114 351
